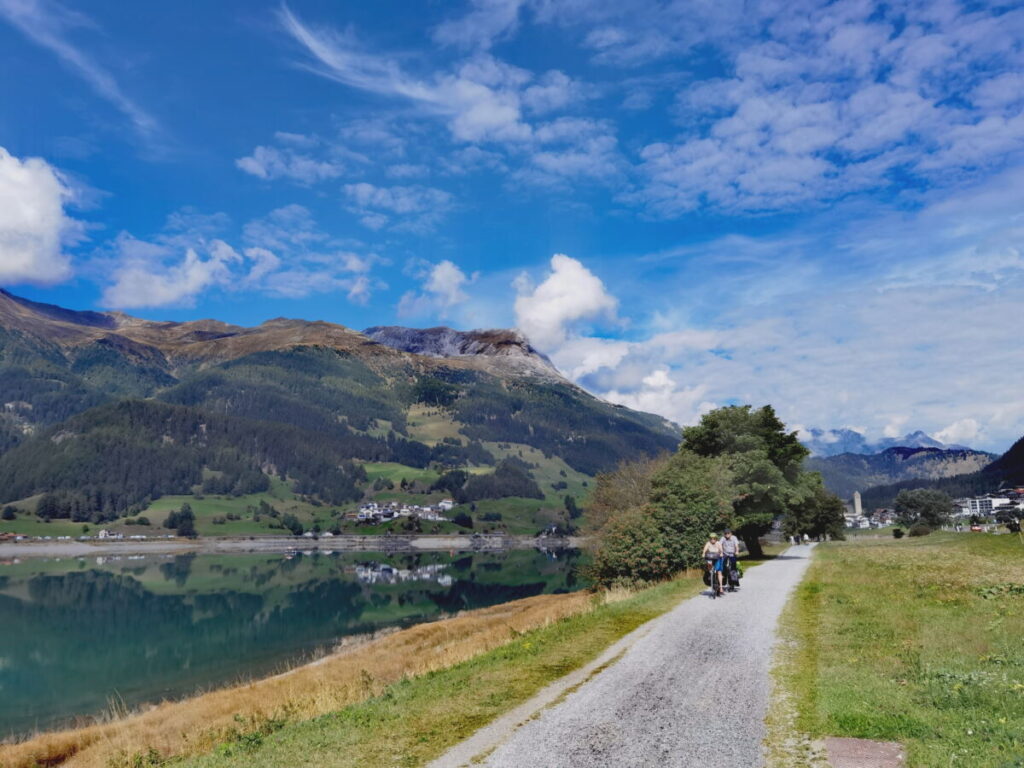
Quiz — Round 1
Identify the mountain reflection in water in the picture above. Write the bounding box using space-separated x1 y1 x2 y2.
0 548 584 738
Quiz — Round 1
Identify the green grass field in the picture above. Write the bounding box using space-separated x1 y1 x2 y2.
404 404 464 445
768 531 1024 768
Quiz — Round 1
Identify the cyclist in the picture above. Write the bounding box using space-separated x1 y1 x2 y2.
721 528 740 591
701 532 725 596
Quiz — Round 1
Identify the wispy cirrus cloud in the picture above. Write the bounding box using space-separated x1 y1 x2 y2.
0 0 160 139
278 4 591 146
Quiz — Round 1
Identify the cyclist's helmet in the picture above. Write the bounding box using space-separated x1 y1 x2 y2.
709 533 718 538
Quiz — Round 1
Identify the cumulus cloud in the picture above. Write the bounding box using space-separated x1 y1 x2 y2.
0 146 81 285
102 236 240 308
513 253 618 348
935 418 982 446
398 259 473 318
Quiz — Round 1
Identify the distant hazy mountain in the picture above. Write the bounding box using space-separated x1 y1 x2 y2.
806 447 996 499
860 434 1024 509
801 427 969 457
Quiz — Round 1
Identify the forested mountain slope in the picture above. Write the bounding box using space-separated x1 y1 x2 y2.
0 290 679 523
859 435 1024 509
806 446 995 499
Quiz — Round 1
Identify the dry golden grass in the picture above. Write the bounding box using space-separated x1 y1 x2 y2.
1 591 596 768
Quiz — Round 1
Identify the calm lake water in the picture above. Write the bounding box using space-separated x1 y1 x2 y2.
0 548 585 738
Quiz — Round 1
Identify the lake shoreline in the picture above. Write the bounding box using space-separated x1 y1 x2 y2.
0 533 584 559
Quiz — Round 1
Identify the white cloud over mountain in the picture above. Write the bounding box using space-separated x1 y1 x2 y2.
516 167 1024 451
0 147 81 285
513 254 618 349
99 205 384 308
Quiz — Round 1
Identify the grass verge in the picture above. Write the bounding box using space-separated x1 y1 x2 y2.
765 532 1024 768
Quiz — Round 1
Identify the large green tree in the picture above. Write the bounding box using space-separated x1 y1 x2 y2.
681 405 812 557
894 488 953 528
783 475 847 541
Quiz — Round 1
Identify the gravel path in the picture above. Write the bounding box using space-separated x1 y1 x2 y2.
431 545 815 768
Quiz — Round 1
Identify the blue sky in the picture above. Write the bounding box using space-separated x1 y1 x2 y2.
1 0 1023 451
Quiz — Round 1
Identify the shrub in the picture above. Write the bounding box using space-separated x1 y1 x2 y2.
1 505 16 521
908 522 932 537
892 527 905 539
589 506 673 587
135 516 150 526
452 511 474 528
281 513 304 536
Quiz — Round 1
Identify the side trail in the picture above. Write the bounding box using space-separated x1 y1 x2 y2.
430 545 815 768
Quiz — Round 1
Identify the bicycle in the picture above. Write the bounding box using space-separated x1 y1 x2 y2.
723 555 739 592
705 556 723 598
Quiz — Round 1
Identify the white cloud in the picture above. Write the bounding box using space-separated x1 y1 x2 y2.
102 237 240 308
398 259 473 319
603 371 715 427
386 163 429 179
236 132 370 185
0 146 81 285
281 8 534 144
432 0 525 51
513 253 618 348
538 170 1024 452
236 145 345 184
935 418 981 446
0 0 159 138
98 204 384 307
522 70 581 114
343 183 453 232
626 2 1024 215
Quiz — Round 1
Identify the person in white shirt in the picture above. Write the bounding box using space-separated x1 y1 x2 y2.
721 529 740 590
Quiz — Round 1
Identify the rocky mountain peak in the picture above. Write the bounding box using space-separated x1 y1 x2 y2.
363 326 561 377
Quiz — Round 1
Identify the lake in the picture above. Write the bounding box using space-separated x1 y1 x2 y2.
0 547 585 738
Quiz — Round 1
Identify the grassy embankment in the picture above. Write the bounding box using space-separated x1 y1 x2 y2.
2 548 779 768
766 532 1024 768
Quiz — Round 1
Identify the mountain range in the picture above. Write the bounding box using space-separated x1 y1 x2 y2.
858 437 1024 509
800 427 970 457
0 289 679 528
805 447 997 500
